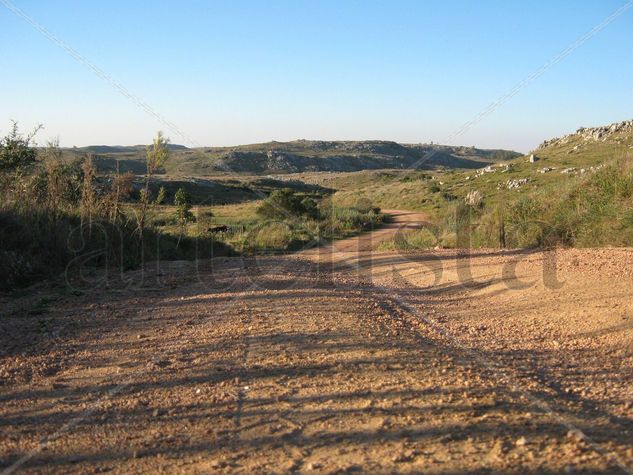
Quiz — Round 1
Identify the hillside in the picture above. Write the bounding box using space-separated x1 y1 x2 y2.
66 140 519 176
332 119 633 247
439 118 633 206
330 121 633 244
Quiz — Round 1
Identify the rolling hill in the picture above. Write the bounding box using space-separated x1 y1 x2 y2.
66 140 520 176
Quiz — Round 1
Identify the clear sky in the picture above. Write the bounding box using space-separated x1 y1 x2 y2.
1 0 632 152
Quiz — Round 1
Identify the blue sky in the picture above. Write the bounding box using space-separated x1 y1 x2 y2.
1 0 632 152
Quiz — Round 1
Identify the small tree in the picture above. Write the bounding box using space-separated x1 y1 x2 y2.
155 186 166 206
44 139 64 219
138 132 170 244
81 154 97 234
300 196 319 219
0 121 41 171
107 160 134 222
174 187 193 247
0 122 42 201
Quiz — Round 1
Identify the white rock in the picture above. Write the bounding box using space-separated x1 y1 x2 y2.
515 436 528 447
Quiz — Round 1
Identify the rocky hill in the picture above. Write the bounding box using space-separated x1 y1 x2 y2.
180 140 520 174
66 140 520 176
537 119 633 155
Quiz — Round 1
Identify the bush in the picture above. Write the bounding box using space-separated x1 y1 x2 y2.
248 222 295 251
0 121 40 171
320 206 384 236
257 188 315 220
428 182 441 193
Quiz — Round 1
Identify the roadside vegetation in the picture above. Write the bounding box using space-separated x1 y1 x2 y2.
0 123 384 290
0 125 232 290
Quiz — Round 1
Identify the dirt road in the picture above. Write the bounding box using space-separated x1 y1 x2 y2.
1 211 632 473
314 210 429 253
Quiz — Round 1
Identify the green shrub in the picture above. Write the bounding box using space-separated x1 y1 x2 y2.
428 182 441 193
505 197 547 248
320 206 384 236
0 121 40 171
257 188 316 220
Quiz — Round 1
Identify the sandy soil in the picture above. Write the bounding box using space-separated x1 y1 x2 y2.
1 211 632 474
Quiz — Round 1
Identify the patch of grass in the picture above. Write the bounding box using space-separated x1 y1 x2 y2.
377 227 438 251
430 158 633 249
142 195 384 256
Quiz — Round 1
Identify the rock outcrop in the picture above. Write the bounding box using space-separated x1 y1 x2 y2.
538 119 633 150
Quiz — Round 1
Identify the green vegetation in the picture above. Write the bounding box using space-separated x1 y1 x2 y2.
377 227 438 251
371 123 633 250
0 125 386 290
174 187 194 246
425 159 633 249
0 126 229 290
0 121 40 171
228 190 385 253
498 160 633 247
256 188 318 220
